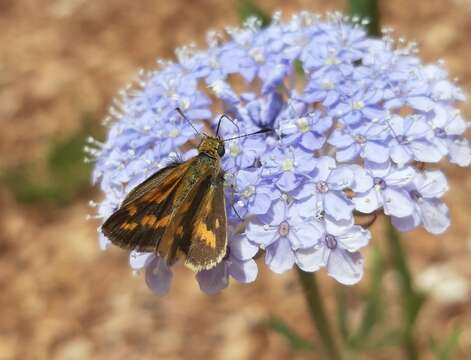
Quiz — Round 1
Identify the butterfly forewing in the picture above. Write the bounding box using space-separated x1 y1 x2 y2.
101 160 192 251
121 162 183 207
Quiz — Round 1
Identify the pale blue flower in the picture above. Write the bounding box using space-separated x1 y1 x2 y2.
429 105 471 166
91 11 469 295
296 219 370 285
280 110 332 151
387 114 443 165
333 87 387 125
328 122 390 163
145 256 173 296
392 170 450 234
261 146 316 193
196 234 259 294
246 200 322 273
303 71 343 108
295 156 354 221
352 161 417 217
231 168 278 219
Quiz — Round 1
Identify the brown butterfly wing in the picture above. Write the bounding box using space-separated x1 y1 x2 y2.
120 164 178 207
101 160 193 252
175 172 228 272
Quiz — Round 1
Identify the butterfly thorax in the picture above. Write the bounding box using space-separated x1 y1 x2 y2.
198 136 225 159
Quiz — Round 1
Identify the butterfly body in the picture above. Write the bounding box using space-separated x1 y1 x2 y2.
102 136 228 272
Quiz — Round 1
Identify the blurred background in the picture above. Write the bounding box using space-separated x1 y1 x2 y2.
1 0 471 359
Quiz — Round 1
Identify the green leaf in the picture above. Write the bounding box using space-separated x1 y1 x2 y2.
266 317 314 351
236 0 271 27
1 113 100 206
359 329 403 350
47 122 93 199
430 325 462 360
1 165 64 204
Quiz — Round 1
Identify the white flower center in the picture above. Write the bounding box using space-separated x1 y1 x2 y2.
320 79 335 90
352 100 365 110
295 117 310 133
278 221 290 236
178 97 191 110
354 134 367 144
249 47 265 63
209 55 220 69
229 144 241 157
281 158 295 172
316 181 329 193
168 128 180 138
209 79 225 96
242 185 255 198
325 55 340 65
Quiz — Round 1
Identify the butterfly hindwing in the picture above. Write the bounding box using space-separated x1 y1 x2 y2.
155 155 217 266
180 172 227 271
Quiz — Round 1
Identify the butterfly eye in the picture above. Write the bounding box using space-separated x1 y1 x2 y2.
217 143 225 157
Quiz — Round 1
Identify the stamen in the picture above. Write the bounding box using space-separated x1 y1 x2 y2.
325 234 338 249
242 185 255 198
434 128 446 138
168 128 180 138
374 177 387 190
295 117 310 133
229 144 241 157
352 100 365 110
410 190 422 201
281 158 295 171
354 134 367 144
278 221 290 236
316 181 330 193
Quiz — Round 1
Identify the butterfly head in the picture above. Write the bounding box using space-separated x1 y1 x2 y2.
198 136 225 158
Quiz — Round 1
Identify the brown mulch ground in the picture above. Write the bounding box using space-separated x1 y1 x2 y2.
1 1 471 359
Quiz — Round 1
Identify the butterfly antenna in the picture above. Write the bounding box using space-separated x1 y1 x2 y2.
216 113 240 138
175 107 201 136
223 128 272 142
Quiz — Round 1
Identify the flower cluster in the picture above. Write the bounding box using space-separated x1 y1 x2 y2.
89 12 470 295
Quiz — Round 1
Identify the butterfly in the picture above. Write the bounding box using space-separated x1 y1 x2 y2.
101 109 271 272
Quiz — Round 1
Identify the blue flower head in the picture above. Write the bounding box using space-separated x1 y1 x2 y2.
89 12 470 295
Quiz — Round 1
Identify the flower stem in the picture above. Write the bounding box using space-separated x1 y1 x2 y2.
348 0 381 36
386 222 425 360
296 268 341 360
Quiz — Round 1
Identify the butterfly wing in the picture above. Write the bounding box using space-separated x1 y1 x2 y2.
187 174 227 271
166 171 227 272
101 159 193 252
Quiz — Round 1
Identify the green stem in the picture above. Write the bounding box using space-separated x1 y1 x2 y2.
348 0 381 36
386 222 424 360
296 268 342 360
